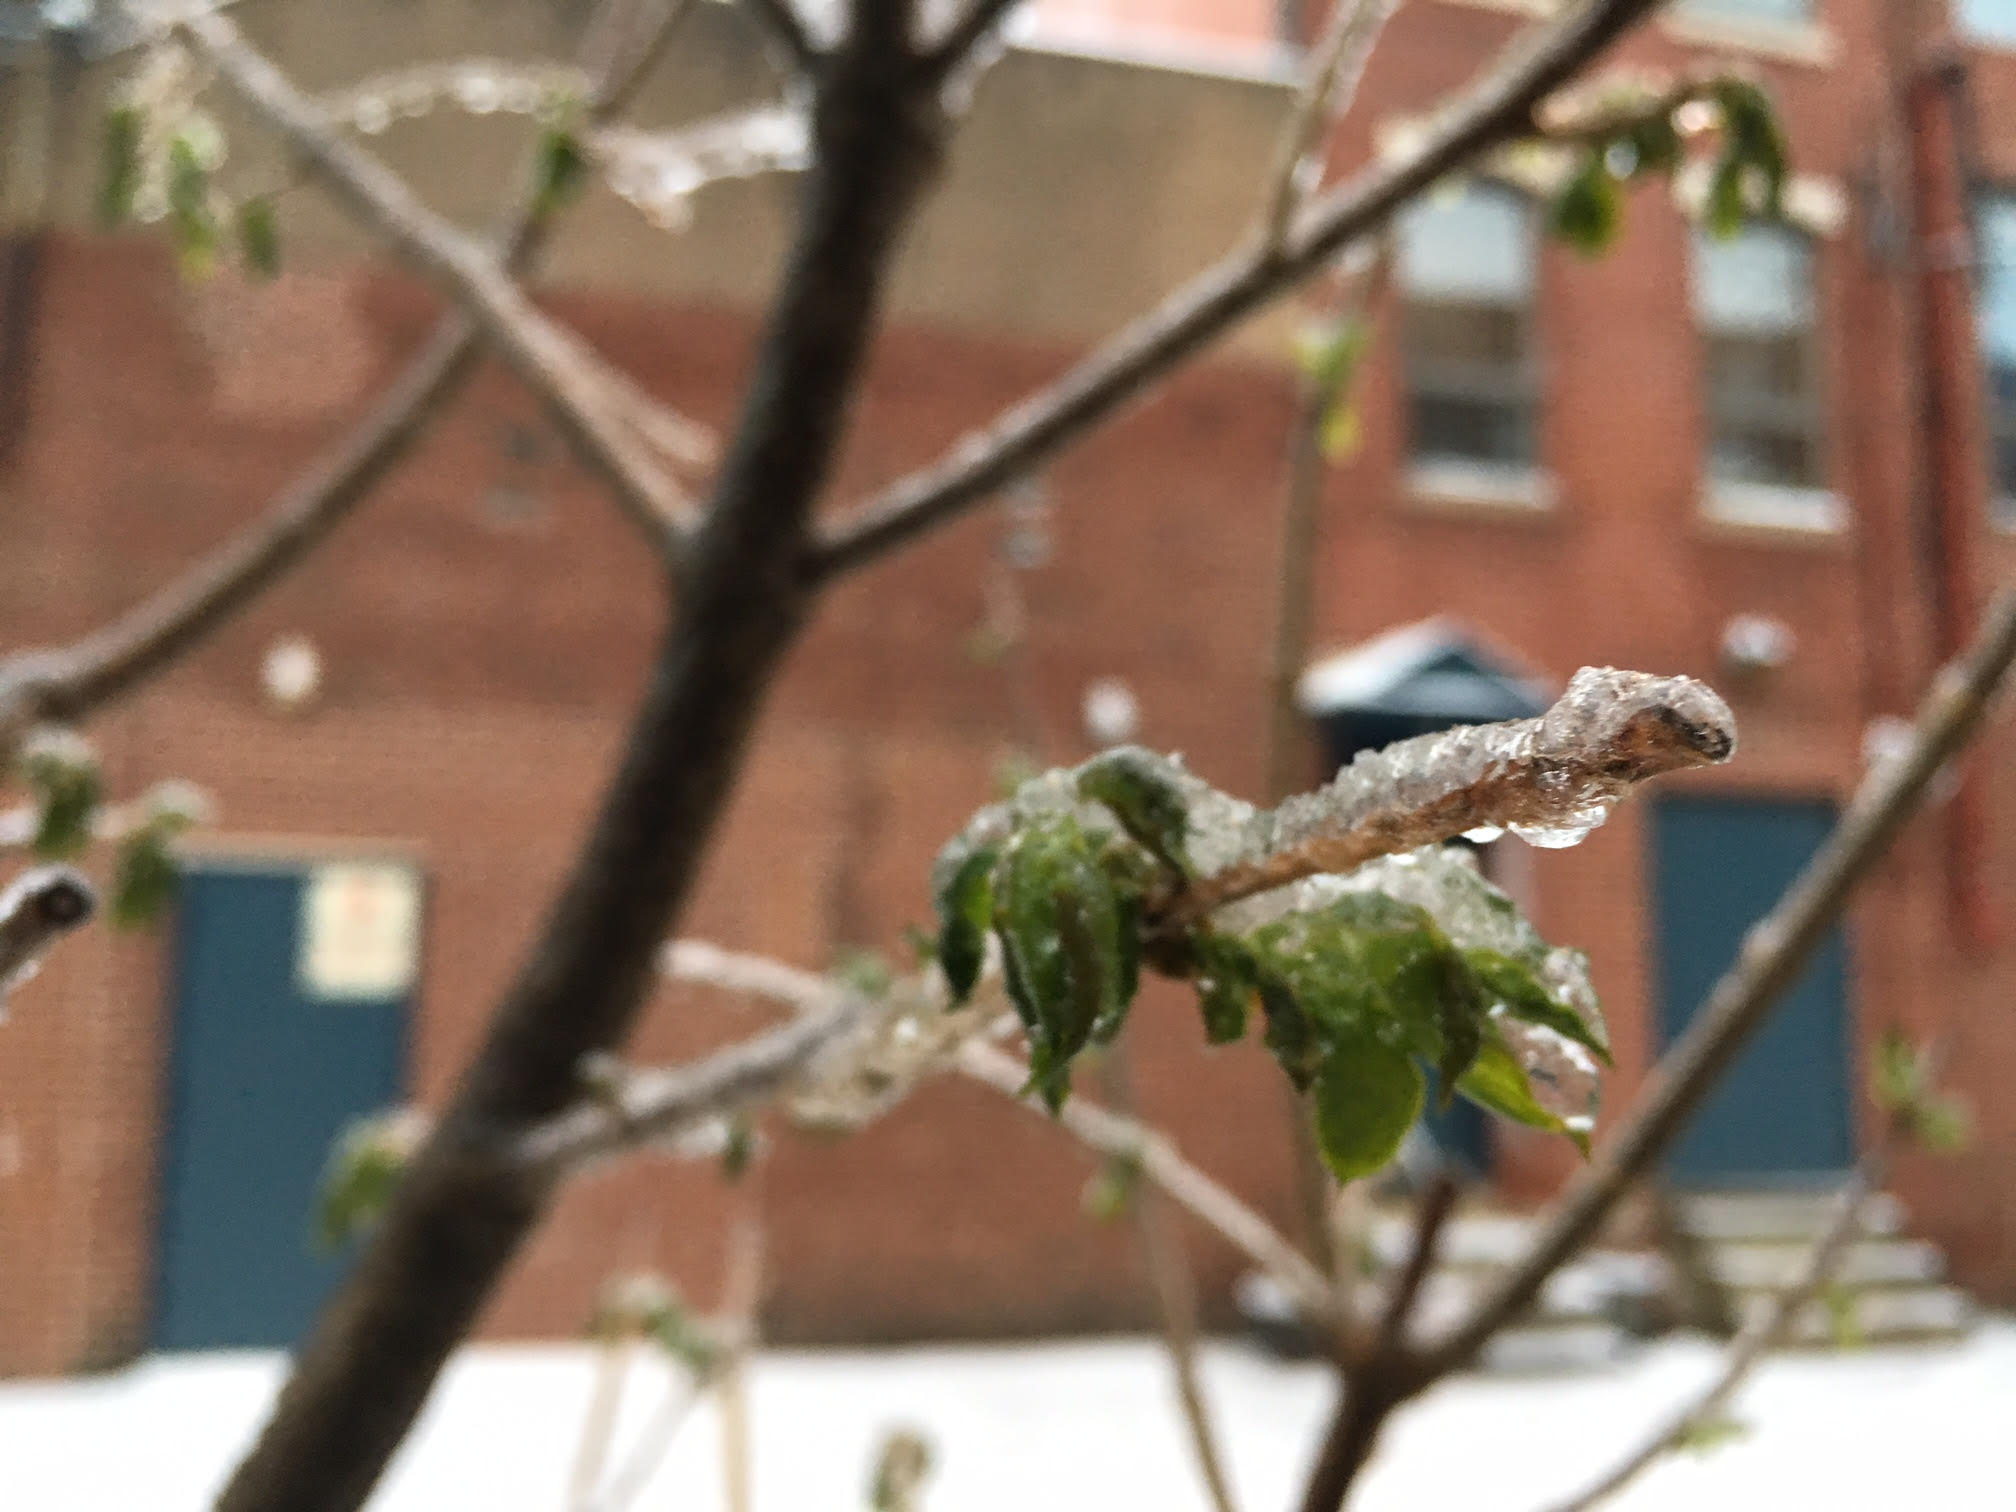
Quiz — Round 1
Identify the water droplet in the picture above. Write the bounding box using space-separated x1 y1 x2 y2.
1463 824 1505 843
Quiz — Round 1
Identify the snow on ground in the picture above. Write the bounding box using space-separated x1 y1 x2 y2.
1 1322 2011 1510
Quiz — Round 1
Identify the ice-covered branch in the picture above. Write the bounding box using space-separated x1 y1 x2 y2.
1166 667 1735 927
0 866 96 1017
1542 1153 1889 1512
1424 587 2016 1377
810 0 1671 576
0 1 697 756
1259 0 1404 254
593 103 812 230
175 7 698 566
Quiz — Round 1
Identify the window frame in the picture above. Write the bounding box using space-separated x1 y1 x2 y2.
1689 220 1838 531
1394 179 1547 505
1970 186 2016 530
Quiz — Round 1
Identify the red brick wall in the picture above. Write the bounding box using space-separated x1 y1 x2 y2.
4 4 2016 1375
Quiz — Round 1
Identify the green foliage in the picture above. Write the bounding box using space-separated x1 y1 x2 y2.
533 125 588 217
1820 1282 1865 1350
20 732 101 860
1705 79 1787 238
313 1108 425 1251
720 1116 757 1182
1292 316 1370 462
1550 154 1622 256
1870 1029 1972 1154
930 839 997 1004
166 131 220 280
236 196 282 279
1075 749 1191 879
1675 1412 1750 1456
1081 1149 1142 1221
831 946 895 999
97 104 144 228
1312 1036 1424 1181
994 813 1133 1111
108 782 209 928
591 1273 718 1373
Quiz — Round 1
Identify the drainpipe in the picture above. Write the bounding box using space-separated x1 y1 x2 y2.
1906 55 1998 952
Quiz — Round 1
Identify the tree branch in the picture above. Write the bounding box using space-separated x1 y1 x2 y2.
1161 666 1734 929
809 0 1668 577
922 0 1025 79
1422 586 2016 1378
178 8 696 570
0 865 95 1014
212 23 942 1506
515 991 873 1177
1542 1151 1891 1512
1258 0 1404 254
0 0 696 749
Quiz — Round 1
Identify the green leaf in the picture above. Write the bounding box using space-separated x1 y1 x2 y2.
1257 978 1322 1089
1310 1036 1424 1182
1192 934 1255 1045
1628 110 1683 177
109 825 178 928
1713 78 1786 220
1704 153 1748 240
1456 1035 1586 1154
236 195 281 279
1317 394 1362 461
1551 153 1621 256
1291 316 1368 397
1675 1412 1750 1456
313 1108 426 1251
167 133 219 280
1081 1150 1141 1221
1869 1027 1921 1113
720 1116 758 1181
21 732 101 860
994 814 1133 1111
533 125 588 216
930 841 997 1005
97 104 144 228
1465 948 1611 1064
1915 1095 1972 1155
1075 750 1191 878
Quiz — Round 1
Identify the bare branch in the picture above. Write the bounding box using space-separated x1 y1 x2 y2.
516 991 874 1176
0 865 95 1015
1163 667 1734 928
1372 1172 1458 1354
1422 587 2016 1377
1259 0 1404 254
1543 1153 1891 1512
923 0 1025 79
177 8 697 567
741 0 820 72
0 0 696 749
955 1040 1340 1328
810 0 1668 576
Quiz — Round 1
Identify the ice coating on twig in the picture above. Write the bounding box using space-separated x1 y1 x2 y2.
1175 667 1734 921
593 104 811 231
321 59 592 135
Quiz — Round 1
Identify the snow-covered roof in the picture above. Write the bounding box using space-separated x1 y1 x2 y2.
1296 617 1550 721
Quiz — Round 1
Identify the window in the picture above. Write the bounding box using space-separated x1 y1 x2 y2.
1975 193 2016 525
1957 0 2016 47
1691 224 1830 518
1396 182 1538 482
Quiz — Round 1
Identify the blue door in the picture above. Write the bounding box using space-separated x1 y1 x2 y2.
154 857 415 1350
1650 796 1853 1185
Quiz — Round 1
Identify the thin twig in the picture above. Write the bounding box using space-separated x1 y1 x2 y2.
178 8 696 567
923 0 1025 78
810 0 1670 576
584 1379 704 1512
1097 1048 1241 1512
1542 1151 1892 1512
956 1039 1339 1327
715 1204 764 1512
1372 1173 1458 1354
0 865 95 1011
0 0 696 749
1423 587 2016 1378
516 992 874 1176
1259 0 1404 254
566 1336 639 1512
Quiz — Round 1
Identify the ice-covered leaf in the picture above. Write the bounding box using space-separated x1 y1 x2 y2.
1311 1036 1424 1182
313 1106 429 1251
1077 748 1192 878
1552 153 1621 255
1191 934 1255 1045
235 195 281 279
20 728 101 860
929 839 996 1005
1456 1035 1585 1152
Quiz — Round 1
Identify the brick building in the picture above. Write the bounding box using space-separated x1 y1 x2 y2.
0 0 2012 1375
